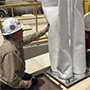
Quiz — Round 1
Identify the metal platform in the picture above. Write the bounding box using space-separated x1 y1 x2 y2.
47 69 90 88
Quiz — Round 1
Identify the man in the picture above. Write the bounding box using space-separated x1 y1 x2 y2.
0 17 49 89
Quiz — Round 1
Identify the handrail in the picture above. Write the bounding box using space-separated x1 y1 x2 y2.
0 1 41 8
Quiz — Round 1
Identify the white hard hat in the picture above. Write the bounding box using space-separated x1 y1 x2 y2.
84 12 90 31
2 17 23 35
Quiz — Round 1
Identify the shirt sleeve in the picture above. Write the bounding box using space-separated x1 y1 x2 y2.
23 34 32 45
23 25 49 45
1 51 24 88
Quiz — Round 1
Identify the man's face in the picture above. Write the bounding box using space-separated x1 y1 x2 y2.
13 29 23 42
12 30 23 54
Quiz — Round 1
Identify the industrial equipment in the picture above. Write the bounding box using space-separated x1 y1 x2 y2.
39 0 90 88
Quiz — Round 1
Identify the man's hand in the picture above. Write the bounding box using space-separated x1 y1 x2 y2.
44 23 50 32
23 80 32 89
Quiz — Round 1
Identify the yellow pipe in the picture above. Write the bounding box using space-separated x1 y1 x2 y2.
83 0 90 14
0 2 41 8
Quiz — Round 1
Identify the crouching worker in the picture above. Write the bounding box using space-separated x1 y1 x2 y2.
0 17 43 89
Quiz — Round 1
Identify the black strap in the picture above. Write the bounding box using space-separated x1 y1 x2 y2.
1 84 25 90
1 84 13 89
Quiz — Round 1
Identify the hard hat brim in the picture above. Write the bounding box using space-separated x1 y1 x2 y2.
2 24 23 36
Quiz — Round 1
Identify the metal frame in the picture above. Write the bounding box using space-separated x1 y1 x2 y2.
0 1 48 45
46 69 90 88
0 1 41 31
